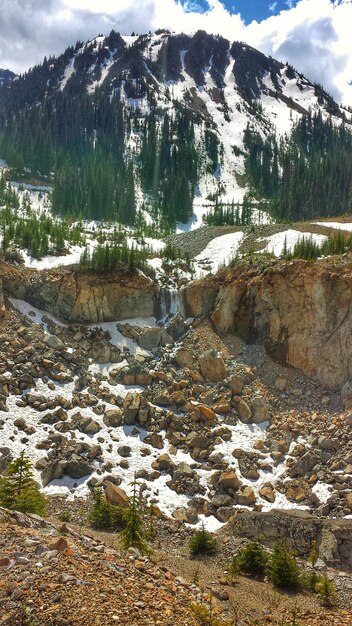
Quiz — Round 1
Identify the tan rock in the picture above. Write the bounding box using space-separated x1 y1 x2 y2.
199 350 227 382
237 486 256 506
259 485 276 503
197 403 216 421
48 537 69 552
218 470 240 492
105 482 129 508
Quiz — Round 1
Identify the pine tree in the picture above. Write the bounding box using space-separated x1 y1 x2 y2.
189 524 217 557
118 478 148 555
0 451 46 516
235 541 268 579
268 542 300 590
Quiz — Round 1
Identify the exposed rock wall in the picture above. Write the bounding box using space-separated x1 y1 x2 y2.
182 259 352 389
3 268 157 323
228 509 352 571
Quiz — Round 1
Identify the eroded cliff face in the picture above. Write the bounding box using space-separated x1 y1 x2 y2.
182 258 352 389
2 266 157 323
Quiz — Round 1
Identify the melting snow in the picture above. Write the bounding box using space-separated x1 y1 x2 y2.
194 231 243 278
261 229 327 257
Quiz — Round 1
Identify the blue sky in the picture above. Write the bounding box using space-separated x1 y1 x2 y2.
181 0 299 24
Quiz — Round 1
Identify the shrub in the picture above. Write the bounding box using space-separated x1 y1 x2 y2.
189 524 217 557
89 489 124 531
235 541 268 579
316 574 337 606
268 542 301 590
0 451 46 516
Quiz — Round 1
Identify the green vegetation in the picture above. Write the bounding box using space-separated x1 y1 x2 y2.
316 574 337 607
89 488 125 531
189 524 218 557
235 541 268 579
268 542 301 591
281 231 352 261
0 451 46 516
244 111 352 222
118 479 148 555
0 177 85 260
0 45 220 229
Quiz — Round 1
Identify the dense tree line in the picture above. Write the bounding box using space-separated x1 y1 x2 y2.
0 180 84 259
204 197 254 226
244 111 352 221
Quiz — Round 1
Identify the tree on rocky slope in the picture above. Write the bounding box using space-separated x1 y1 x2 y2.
118 478 148 555
0 451 46 516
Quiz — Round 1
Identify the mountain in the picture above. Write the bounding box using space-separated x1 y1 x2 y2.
0 68 16 89
0 30 352 228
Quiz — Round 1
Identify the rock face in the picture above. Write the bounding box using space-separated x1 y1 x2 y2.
180 280 218 319
185 258 352 389
3 268 157 323
229 509 352 571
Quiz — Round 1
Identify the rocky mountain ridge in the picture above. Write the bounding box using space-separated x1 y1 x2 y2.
1 30 351 222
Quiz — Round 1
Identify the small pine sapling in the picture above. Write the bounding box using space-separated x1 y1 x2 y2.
0 451 46 516
118 478 148 555
189 524 217 557
315 573 337 607
268 542 301 591
235 541 268 579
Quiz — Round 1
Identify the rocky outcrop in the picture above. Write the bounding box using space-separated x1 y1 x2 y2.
184 258 352 389
180 279 218 318
3 267 157 323
228 509 352 571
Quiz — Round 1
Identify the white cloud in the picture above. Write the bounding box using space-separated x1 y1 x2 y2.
246 0 352 105
0 0 351 106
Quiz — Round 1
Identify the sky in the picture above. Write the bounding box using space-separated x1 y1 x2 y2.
0 0 351 106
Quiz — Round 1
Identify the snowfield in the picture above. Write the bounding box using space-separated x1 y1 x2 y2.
261 229 327 257
194 231 244 278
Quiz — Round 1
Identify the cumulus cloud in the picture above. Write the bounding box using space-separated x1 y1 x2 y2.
0 0 351 106
246 0 352 105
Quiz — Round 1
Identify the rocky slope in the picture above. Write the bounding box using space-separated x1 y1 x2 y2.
182 254 352 389
1 258 352 537
1 506 352 625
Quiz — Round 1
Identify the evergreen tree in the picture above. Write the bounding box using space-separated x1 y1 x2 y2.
0 451 46 516
118 478 148 555
235 541 268 579
268 542 300 590
189 524 217 557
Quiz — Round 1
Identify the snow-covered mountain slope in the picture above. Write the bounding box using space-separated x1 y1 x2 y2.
1 30 351 222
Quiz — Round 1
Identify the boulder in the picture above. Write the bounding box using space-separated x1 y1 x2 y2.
199 350 227 382
105 482 129 508
175 348 197 369
251 396 270 423
236 399 252 423
103 408 123 428
218 470 240 492
137 327 162 351
122 392 141 425
229 374 245 395
259 484 276 503
289 450 318 477
237 486 256 506
64 455 94 479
